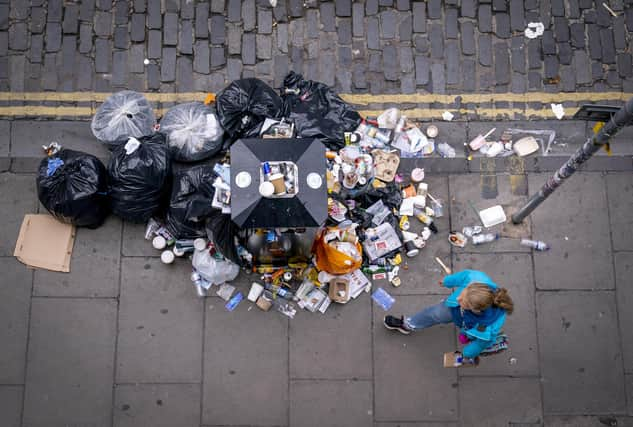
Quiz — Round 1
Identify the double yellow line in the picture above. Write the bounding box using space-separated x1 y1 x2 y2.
0 91 630 119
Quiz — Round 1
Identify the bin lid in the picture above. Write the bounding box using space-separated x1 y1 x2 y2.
230 138 327 228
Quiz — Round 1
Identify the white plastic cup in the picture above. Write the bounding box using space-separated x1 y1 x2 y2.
161 250 175 264
259 181 275 197
193 238 207 251
247 282 264 302
152 235 167 250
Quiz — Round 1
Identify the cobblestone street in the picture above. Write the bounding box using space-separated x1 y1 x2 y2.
1 1 633 427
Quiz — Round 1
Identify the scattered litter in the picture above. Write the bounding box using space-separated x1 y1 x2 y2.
524 22 545 39
436 142 456 158
513 136 540 157
371 287 395 311
14 214 76 273
472 233 499 245
551 103 565 120
448 232 467 248
216 283 236 301
435 257 452 274
603 2 619 17
225 292 243 311
442 111 454 121
520 239 550 251
479 205 507 228
468 128 496 151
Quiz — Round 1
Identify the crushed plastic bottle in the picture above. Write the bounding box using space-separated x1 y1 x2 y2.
436 142 456 158
471 233 499 245
520 239 550 251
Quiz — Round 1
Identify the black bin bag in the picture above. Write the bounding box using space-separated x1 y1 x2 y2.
160 102 225 162
215 78 283 142
205 210 242 265
282 71 362 151
165 165 217 239
107 133 172 223
37 149 110 228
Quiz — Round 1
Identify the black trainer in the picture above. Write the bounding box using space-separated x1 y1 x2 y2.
383 315 411 335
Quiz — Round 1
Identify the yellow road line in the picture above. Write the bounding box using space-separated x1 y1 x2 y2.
0 91 630 105
0 105 579 119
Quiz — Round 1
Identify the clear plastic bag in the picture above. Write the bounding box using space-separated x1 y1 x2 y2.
159 102 225 162
192 249 240 286
91 90 156 147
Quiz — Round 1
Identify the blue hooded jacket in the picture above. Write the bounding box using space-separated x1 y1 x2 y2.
442 270 507 358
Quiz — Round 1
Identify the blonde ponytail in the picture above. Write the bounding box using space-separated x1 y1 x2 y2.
493 288 514 315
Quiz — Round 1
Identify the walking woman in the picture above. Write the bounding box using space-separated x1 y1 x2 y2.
383 269 514 359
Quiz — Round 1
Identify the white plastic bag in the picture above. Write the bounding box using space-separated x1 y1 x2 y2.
192 249 240 286
91 91 156 146
160 102 225 162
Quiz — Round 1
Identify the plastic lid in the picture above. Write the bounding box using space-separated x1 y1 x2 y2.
193 238 207 251
152 235 166 249
259 181 275 197
306 173 322 189
161 250 175 264
235 171 252 188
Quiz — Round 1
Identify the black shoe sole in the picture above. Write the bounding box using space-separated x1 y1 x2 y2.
383 317 411 335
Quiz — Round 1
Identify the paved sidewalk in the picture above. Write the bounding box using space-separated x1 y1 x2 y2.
1 118 633 426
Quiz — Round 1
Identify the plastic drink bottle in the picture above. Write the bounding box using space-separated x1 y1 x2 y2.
520 239 550 251
472 233 499 245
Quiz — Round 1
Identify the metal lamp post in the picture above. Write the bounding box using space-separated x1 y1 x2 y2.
512 97 633 224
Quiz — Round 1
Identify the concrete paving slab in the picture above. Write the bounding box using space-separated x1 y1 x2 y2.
113 384 200 427
23 298 116 427
117 257 203 383
615 252 633 374
393 175 451 295
202 273 288 426
537 291 625 414
10 120 109 173
449 173 531 253
375 423 458 427
33 216 122 297
628 374 633 416
529 172 614 290
459 377 542 426
544 415 633 426
0 257 32 384
0 386 22 427
374 295 458 422
606 173 633 251
454 253 539 376
289 295 372 380
289 379 373 427
0 120 10 171
122 221 159 257
0 173 37 256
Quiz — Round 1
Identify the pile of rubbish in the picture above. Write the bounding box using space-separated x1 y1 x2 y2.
34 73 548 319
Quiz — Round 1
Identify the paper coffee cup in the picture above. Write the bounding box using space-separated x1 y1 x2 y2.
269 173 286 194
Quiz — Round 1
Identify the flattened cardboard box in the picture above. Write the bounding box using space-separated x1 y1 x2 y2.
14 214 76 272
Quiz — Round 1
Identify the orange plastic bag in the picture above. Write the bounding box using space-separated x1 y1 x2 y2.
312 228 363 275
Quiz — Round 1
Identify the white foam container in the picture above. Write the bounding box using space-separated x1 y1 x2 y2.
479 205 507 228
